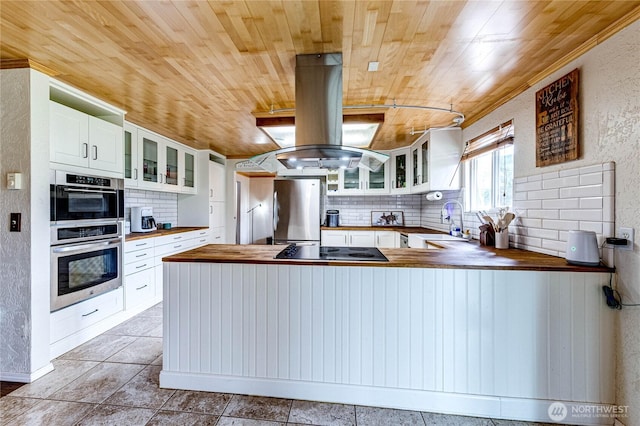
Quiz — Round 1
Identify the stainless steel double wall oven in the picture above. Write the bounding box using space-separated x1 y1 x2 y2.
50 170 125 312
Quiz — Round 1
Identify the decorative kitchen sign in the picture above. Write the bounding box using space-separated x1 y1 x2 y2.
535 68 579 167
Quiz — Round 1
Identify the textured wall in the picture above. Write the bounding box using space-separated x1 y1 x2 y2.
461 21 640 425
0 69 33 375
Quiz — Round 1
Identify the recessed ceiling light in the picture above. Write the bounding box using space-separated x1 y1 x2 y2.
368 61 379 72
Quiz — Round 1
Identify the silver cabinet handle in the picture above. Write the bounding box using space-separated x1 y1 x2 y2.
134 168 138 180
173 244 182 249
82 309 98 317
210 189 213 198
135 253 147 258
136 284 148 290
135 263 148 269
92 145 98 160
82 143 89 158
173 236 182 240
135 242 148 247
210 205 213 214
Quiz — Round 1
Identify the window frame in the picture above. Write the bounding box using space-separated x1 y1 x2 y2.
462 121 514 213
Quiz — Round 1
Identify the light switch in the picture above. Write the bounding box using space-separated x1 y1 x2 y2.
7 173 22 190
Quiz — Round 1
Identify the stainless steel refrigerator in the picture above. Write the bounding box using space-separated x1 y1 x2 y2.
273 179 321 245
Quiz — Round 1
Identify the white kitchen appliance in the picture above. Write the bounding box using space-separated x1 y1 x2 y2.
131 206 156 233
565 230 600 266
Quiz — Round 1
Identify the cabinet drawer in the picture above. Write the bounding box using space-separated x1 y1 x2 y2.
154 232 190 246
124 258 154 275
124 247 154 264
210 227 224 244
50 288 123 344
124 239 154 253
155 239 195 257
124 267 155 310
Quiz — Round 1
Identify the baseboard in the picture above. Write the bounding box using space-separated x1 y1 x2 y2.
160 371 616 426
0 362 54 383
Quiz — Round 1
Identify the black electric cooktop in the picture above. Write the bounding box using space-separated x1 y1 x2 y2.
275 244 389 262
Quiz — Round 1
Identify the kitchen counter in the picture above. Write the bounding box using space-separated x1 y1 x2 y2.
163 242 612 272
125 226 208 242
161 242 615 422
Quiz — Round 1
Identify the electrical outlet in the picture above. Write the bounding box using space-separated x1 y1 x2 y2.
618 227 634 251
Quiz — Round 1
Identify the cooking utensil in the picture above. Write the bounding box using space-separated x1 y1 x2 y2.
502 212 516 228
483 215 496 231
476 212 486 224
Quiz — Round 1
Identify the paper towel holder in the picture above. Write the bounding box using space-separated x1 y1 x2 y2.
425 191 443 201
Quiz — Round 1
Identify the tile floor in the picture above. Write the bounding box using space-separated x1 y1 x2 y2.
1 303 559 425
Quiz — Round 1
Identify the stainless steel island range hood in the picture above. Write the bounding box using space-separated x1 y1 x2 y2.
249 53 388 172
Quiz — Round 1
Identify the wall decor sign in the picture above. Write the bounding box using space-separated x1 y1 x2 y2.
535 68 579 167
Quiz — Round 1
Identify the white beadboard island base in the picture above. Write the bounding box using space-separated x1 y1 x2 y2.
161 262 615 426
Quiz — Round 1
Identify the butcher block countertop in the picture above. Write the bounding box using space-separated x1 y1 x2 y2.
125 226 208 242
163 242 613 272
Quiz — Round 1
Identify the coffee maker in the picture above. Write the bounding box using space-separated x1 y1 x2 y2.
131 206 156 233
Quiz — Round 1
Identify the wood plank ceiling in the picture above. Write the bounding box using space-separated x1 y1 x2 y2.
1 1 638 158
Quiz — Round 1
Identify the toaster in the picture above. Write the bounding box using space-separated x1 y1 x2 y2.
566 230 600 266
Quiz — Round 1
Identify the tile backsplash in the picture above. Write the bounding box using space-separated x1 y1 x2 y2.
511 162 615 261
325 194 423 226
124 188 178 226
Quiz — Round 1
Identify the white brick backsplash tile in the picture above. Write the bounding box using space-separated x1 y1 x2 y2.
543 219 579 230
543 239 568 253
558 231 569 242
514 176 528 184
513 199 542 210
528 174 542 182
543 198 579 209
559 167 580 177
579 221 603 234
526 227 559 240
580 172 602 186
527 188 559 200
579 164 603 175
516 217 542 228
559 184 602 198
515 180 542 192
511 235 542 248
542 171 559 180
560 209 602 221
528 209 559 219
579 197 603 209
514 191 528 201
542 176 579 189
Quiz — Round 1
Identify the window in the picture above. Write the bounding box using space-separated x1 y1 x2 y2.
463 121 514 212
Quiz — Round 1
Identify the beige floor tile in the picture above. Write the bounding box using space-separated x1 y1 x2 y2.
103 365 175 408
0 396 41 423
161 389 232 415
288 400 355 425
217 416 286 425
356 405 424 425
139 303 163 318
76 404 156 425
8 359 99 399
422 411 493 425
9 399 95 426
151 354 163 365
54 362 144 403
223 395 292 422
146 410 219 425
57 334 137 361
107 336 162 364
104 314 162 336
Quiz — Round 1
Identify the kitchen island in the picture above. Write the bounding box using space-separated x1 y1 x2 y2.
160 244 614 425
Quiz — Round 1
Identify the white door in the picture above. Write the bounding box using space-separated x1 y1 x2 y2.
89 117 123 174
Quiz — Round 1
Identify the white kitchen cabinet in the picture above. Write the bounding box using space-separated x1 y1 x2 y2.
124 123 139 187
124 267 155 311
390 148 410 194
331 160 390 195
321 230 378 247
183 149 196 193
209 161 226 202
410 128 462 193
50 101 123 176
374 230 398 248
322 230 349 246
